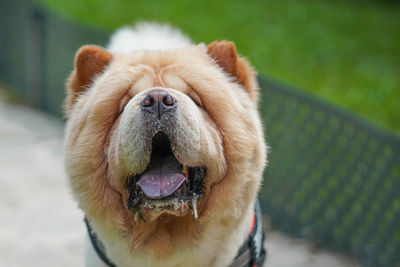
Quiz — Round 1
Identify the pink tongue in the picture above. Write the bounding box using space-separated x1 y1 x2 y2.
137 173 186 199
136 155 186 199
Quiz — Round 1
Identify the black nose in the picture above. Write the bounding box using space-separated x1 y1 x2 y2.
141 90 176 119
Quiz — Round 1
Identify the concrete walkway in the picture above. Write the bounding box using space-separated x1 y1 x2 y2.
0 90 358 267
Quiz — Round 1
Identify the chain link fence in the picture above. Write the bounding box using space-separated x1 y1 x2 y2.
259 78 400 267
0 0 399 266
0 0 108 115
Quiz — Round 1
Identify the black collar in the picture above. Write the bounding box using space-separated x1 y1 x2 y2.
85 200 266 267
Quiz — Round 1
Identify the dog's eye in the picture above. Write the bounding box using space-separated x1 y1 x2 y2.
191 98 201 107
189 94 203 108
119 94 132 113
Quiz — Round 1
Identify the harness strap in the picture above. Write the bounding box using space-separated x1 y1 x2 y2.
229 200 266 267
84 218 117 267
229 247 252 267
85 200 266 267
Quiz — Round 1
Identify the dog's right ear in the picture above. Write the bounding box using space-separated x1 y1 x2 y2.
65 45 113 115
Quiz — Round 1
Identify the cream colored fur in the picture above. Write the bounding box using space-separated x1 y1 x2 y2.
65 23 267 267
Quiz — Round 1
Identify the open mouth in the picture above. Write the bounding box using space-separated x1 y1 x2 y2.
127 132 206 221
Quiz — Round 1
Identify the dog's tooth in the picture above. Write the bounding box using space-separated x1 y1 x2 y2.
182 166 189 178
134 212 139 223
192 198 198 221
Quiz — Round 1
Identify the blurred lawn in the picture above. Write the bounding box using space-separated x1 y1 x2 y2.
39 0 400 133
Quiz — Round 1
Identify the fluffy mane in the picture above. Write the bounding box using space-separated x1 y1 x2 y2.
107 22 192 53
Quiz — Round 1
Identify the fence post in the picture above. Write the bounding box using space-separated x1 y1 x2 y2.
25 8 45 108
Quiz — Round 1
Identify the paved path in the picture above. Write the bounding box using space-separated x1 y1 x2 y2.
0 91 358 267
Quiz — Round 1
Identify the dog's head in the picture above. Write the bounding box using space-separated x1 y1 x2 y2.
64 41 266 252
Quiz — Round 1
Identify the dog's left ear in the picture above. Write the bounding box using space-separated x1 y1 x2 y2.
65 45 113 116
207 41 259 102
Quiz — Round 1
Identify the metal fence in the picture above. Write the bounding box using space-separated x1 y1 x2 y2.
0 0 399 266
259 78 400 267
0 0 108 116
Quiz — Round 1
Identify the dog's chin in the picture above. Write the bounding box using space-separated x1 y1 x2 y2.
126 132 206 222
134 199 190 222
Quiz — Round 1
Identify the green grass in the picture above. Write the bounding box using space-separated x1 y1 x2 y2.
39 0 400 133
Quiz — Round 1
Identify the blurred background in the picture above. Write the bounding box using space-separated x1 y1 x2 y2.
0 0 399 266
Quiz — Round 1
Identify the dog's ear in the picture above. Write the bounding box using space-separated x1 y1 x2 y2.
207 41 259 102
65 45 113 115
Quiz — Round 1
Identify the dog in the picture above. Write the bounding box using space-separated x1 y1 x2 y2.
64 23 267 267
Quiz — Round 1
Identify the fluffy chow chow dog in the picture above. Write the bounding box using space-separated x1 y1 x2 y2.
64 23 267 267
